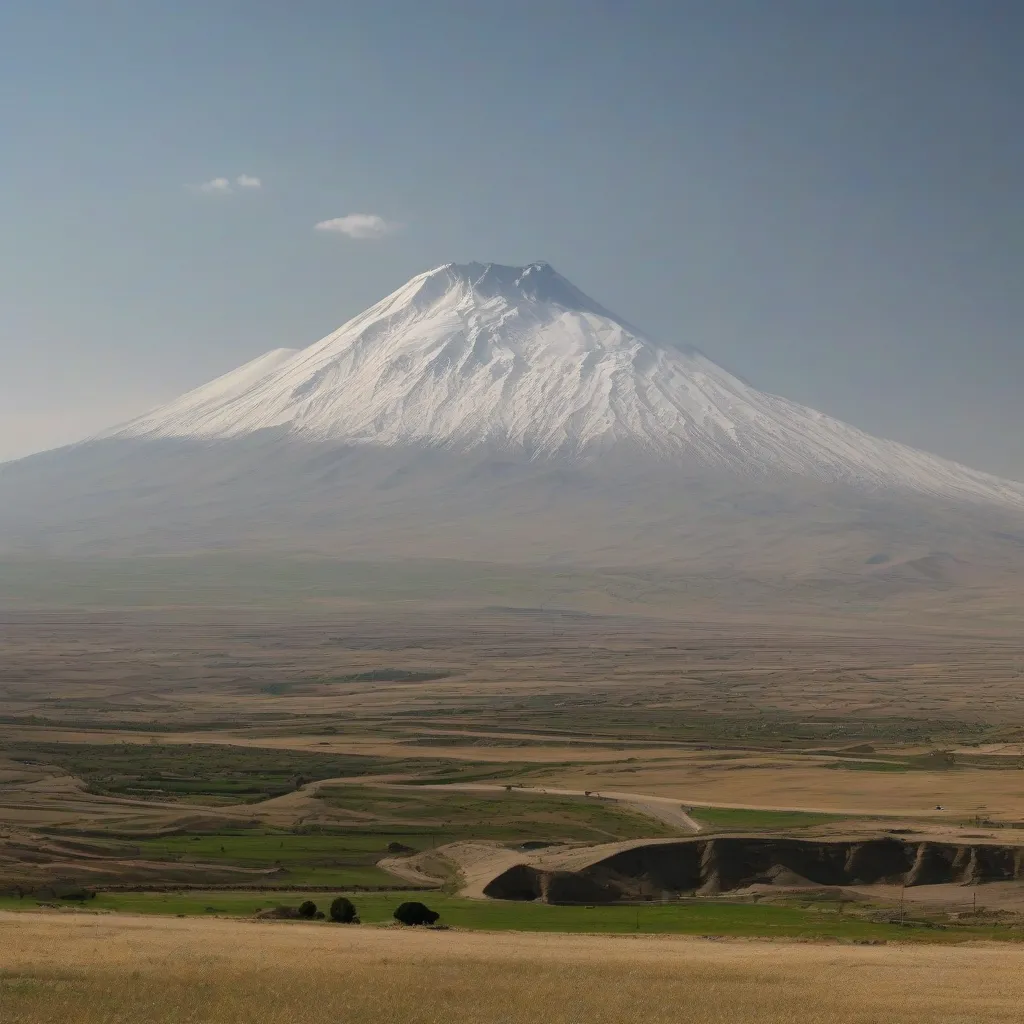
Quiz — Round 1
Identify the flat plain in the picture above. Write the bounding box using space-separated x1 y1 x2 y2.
1 605 1023 881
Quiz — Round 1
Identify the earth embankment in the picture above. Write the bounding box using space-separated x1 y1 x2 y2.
483 836 1024 902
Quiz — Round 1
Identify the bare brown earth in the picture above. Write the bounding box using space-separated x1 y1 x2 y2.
4 911 1024 1023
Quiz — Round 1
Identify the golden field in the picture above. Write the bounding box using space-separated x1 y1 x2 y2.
3 911 1024 1024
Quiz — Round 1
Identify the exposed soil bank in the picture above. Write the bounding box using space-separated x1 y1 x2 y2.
483 836 1024 903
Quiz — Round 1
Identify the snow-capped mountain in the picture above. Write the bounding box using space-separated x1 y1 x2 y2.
103 261 1024 508
3 261 1024 574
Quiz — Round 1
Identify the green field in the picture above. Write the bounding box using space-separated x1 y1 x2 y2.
5 740 514 804
133 830 438 887
1 890 1018 943
690 806 846 831
122 787 680 886
9 787 679 891
1 779 682 890
317 785 680 844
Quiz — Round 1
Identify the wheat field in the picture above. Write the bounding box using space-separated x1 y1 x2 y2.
2 912 1023 1023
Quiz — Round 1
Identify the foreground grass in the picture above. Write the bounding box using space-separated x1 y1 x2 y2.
1 890 1019 943
3 912 1024 1024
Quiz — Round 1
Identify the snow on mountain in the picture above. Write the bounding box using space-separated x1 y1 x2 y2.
111 346 300 439
103 261 1024 509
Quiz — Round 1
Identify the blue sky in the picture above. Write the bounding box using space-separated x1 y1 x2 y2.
1 1 1022 475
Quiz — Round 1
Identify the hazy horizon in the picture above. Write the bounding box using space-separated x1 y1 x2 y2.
2 2 1022 478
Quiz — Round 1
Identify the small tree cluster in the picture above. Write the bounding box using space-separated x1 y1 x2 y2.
257 896 440 928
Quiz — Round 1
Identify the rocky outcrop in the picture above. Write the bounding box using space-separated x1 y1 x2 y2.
483 837 1024 904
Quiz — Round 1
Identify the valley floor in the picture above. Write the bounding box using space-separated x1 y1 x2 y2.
5 595 1024 1021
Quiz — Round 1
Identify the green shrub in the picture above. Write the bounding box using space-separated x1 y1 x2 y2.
329 896 358 923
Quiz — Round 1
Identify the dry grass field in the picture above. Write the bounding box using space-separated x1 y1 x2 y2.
4 911 1024 1024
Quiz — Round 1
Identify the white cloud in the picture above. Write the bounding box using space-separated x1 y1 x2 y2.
197 177 233 194
314 213 401 240
191 174 262 195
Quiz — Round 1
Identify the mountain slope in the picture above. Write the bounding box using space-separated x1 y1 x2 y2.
2 261 1023 584
101 261 1024 508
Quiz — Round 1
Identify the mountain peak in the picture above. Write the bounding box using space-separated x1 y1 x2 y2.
96 262 1024 509
427 260 556 283
413 260 616 320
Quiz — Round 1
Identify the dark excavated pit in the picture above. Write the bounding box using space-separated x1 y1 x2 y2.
482 837 1024 904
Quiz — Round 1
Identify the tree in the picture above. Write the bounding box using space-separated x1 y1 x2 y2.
393 901 440 926
297 900 318 919
329 896 358 923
